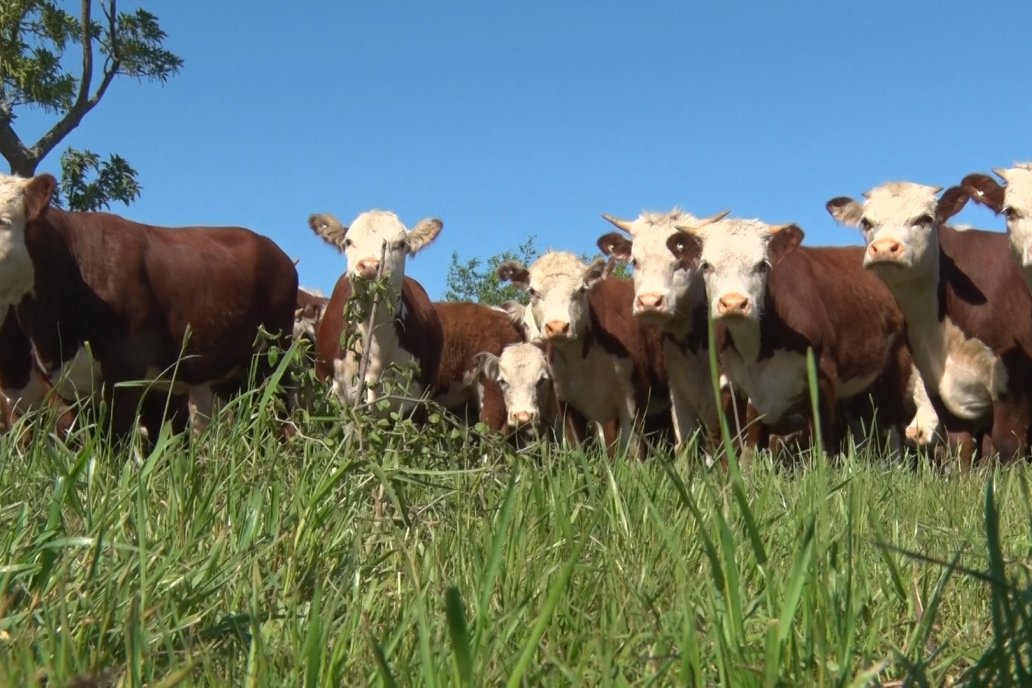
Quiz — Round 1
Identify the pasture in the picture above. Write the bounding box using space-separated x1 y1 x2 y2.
0 352 1029 687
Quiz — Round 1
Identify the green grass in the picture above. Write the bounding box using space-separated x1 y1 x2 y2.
0 382 1030 687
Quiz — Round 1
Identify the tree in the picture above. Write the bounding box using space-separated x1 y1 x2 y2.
0 0 181 210
443 235 631 305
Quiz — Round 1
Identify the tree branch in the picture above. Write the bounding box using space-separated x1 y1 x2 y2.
0 119 32 176
29 0 121 166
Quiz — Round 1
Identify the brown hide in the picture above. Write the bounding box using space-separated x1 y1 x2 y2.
432 301 524 430
296 288 329 322
726 245 911 449
315 274 443 396
16 202 298 436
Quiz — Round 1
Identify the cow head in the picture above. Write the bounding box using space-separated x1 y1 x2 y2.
474 343 552 431
597 209 727 327
0 173 54 305
963 163 1032 268
308 210 442 292
674 215 802 325
826 183 966 290
497 251 606 343
294 287 328 342
497 300 542 343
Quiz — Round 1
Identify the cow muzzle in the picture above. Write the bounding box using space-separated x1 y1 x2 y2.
510 410 539 428
543 320 573 340
715 293 751 319
354 258 381 280
634 292 667 315
864 238 905 267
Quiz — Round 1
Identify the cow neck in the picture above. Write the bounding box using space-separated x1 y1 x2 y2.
662 301 709 355
878 230 947 346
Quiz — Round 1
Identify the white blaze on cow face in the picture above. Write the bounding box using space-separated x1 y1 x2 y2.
598 209 713 326
499 252 606 343
0 174 53 305
476 343 552 430
826 182 943 285
309 210 442 293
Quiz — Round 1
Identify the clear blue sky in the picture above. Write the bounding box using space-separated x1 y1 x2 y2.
15 1 1032 299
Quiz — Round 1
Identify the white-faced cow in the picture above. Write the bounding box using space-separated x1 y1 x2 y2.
0 173 298 437
962 163 1032 288
498 251 670 455
432 301 524 430
827 182 1032 466
310 211 443 416
673 214 915 452
597 209 734 447
473 341 559 439
295 287 329 344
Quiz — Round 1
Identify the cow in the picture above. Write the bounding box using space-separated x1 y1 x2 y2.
473 341 560 440
597 209 736 448
827 182 1032 466
432 301 524 430
497 251 670 456
961 163 1032 287
671 213 915 453
295 287 329 344
0 173 298 438
309 211 443 417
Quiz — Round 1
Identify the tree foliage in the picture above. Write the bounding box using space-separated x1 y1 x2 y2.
0 0 181 209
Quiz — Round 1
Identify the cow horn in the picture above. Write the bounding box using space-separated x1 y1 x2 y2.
601 213 635 234
993 167 1010 181
698 209 730 225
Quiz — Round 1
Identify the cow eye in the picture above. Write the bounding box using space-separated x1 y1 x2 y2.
913 214 934 226
498 378 509 388
859 218 872 232
1003 207 1018 220
756 260 770 274
0 217 11 228
343 237 354 248
629 258 638 269
578 284 588 294
527 287 537 298
700 260 713 273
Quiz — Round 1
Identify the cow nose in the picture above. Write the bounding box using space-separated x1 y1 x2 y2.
636 292 665 311
867 239 904 262
512 411 537 426
716 293 750 317
355 259 381 278
544 320 571 338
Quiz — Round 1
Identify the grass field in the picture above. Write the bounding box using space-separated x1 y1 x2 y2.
1 371 1031 687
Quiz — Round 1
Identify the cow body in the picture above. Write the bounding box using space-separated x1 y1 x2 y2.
499 252 670 455
676 215 914 452
828 182 1032 465
0 174 298 436
432 301 524 430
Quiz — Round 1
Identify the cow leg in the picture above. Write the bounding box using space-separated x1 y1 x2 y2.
563 404 590 448
669 389 697 449
989 396 1030 464
140 390 190 438
815 360 840 455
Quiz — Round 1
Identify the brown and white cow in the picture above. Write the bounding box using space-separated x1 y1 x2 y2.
497 251 670 455
0 173 298 437
827 182 1032 465
310 211 443 416
432 301 524 430
962 163 1032 287
473 341 560 439
597 209 731 447
673 214 914 452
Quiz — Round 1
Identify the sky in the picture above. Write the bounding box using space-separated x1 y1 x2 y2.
13 1 1032 299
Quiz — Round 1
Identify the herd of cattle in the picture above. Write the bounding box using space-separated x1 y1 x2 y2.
2 165 1032 467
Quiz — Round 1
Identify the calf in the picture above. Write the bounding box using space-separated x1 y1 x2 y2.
827 182 1032 465
432 301 524 430
0 173 298 437
474 341 560 439
962 163 1032 288
597 209 732 447
498 251 670 455
673 214 914 452
310 211 443 416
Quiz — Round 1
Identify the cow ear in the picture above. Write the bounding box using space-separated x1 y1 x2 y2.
665 232 702 267
473 351 500 381
961 173 1005 214
825 196 864 227
497 261 530 288
406 218 443 255
582 256 607 288
596 232 632 262
309 213 349 252
936 186 970 223
24 174 56 220
768 224 804 264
